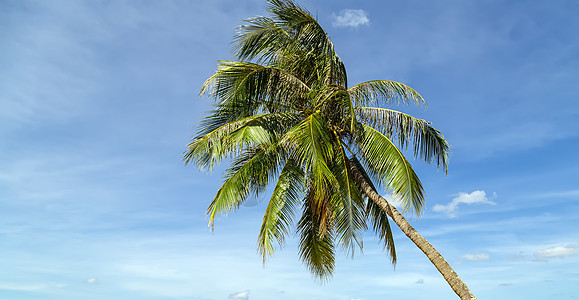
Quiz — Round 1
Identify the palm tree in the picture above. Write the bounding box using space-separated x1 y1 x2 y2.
184 0 475 298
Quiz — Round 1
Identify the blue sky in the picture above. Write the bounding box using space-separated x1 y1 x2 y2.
1 0 578 299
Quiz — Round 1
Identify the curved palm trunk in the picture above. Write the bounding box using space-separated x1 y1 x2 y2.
348 164 476 300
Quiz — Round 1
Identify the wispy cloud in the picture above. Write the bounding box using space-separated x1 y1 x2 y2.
461 253 490 261
533 190 579 199
499 282 513 287
229 290 250 299
117 262 191 281
535 245 578 260
433 190 496 218
414 279 425 284
332 9 369 28
0 282 48 292
457 121 579 160
0 2 103 128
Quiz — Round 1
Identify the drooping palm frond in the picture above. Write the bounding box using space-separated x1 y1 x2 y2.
207 142 285 229
233 16 291 64
354 123 425 215
184 114 268 170
355 107 449 172
283 113 339 194
297 185 335 280
201 61 310 114
258 157 305 262
348 80 426 107
331 136 366 256
185 112 300 170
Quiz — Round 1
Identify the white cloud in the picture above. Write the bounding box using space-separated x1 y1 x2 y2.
461 253 490 261
229 290 250 300
414 279 425 284
332 9 369 28
535 245 578 259
86 278 98 284
433 190 496 218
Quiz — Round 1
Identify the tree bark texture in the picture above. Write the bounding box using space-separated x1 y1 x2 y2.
348 164 477 300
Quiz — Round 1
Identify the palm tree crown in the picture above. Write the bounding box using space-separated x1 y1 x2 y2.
185 0 449 280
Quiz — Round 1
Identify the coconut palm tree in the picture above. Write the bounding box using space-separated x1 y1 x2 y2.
184 0 475 298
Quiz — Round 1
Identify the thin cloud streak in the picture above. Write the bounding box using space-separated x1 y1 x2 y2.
461 253 490 261
535 245 578 259
532 190 579 199
0 282 48 292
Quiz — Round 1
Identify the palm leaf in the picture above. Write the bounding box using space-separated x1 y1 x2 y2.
206 143 284 229
283 113 338 195
297 186 335 280
354 123 425 215
184 114 266 170
233 16 291 63
331 137 366 256
184 113 300 170
355 107 449 172
232 0 347 87
348 80 426 107
201 61 310 113
258 157 304 262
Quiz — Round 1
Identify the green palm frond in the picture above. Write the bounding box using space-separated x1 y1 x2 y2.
233 16 290 63
267 0 332 55
328 86 356 131
354 123 425 215
184 114 267 170
258 157 304 262
311 85 347 110
283 113 338 194
201 61 310 114
297 186 335 280
185 113 300 170
207 143 284 229
348 80 426 107
233 0 347 87
356 107 449 173
331 137 366 256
